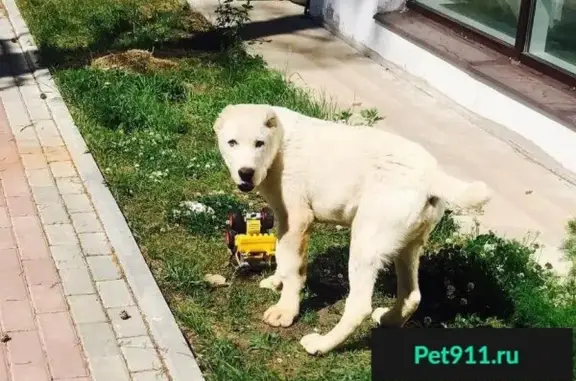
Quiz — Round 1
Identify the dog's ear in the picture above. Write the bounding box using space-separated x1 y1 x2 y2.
265 111 278 128
213 106 232 133
213 115 224 133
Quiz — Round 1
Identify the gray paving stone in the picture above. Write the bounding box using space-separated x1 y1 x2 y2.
132 370 170 381
35 119 64 147
60 267 95 295
62 193 93 213
71 211 102 234
97 280 134 308
88 255 121 281
77 322 121 358
15 139 42 155
108 306 148 339
119 336 162 372
68 294 107 324
44 223 77 246
79 232 111 256
89 355 131 381
31 185 60 204
56 176 84 194
37 202 70 225
50 244 85 269
27 168 54 187
50 160 76 178
20 153 47 169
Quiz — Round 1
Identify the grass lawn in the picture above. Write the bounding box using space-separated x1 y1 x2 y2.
15 0 576 379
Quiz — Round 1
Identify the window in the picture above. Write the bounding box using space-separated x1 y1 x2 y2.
410 0 576 80
414 0 520 45
528 0 576 74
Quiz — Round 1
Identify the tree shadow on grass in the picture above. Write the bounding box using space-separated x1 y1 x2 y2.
33 5 321 71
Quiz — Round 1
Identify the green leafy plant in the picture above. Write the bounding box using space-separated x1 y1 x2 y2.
360 107 384 126
215 0 253 49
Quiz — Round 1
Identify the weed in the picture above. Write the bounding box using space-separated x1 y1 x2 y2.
215 0 253 49
334 108 353 124
333 107 384 126
360 107 384 126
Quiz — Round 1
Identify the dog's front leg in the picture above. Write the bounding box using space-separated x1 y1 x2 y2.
262 209 313 328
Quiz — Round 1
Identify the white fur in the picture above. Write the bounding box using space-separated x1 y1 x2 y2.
214 104 492 355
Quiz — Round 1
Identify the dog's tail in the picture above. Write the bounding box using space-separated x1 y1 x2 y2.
429 169 492 212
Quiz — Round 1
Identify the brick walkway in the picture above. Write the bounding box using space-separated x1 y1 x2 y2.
0 101 90 380
0 18 169 381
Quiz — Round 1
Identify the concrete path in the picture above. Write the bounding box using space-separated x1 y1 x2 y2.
191 0 576 275
0 1 203 381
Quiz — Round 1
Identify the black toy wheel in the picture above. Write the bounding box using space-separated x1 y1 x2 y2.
227 211 246 233
260 206 274 231
225 229 236 250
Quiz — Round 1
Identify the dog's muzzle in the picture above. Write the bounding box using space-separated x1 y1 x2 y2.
238 182 254 192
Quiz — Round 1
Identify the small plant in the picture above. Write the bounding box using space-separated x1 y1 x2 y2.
360 107 384 126
215 0 253 49
333 107 384 126
334 108 353 124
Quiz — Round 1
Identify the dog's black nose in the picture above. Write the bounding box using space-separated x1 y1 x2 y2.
238 167 255 182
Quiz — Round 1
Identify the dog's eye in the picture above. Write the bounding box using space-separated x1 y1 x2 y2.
255 140 265 148
228 139 238 147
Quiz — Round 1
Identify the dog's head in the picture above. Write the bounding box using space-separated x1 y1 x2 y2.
213 104 283 192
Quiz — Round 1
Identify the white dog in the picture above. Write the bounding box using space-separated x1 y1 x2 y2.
213 104 491 355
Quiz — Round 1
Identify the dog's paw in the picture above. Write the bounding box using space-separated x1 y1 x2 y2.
259 275 282 291
263 304 297 327
371 307 390 325
300 333 331 355
372 307 407 327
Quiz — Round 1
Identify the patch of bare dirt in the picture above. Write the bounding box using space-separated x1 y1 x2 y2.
91 49 178 73
0 3 7 18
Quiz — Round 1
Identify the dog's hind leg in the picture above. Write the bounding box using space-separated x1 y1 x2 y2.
372 196 445 326
262 207 313 328
372 239 423 327
300 190 413 355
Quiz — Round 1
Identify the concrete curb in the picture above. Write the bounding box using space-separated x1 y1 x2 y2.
1 1 206 380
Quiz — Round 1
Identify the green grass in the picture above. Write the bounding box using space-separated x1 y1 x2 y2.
15 0 576 379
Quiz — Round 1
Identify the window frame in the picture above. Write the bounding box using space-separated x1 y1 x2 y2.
406 0 576 87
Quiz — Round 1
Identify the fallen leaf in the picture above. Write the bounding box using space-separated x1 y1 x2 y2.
204 274 228 287
119 310 131 320
1 333 11 343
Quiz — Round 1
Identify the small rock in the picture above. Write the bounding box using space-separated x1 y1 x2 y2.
1 333 11 343
119 310 131 320
40 93 47 100
204 274 228 287
525 190 533 195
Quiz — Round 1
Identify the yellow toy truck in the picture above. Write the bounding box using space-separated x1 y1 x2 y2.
225 207 276 269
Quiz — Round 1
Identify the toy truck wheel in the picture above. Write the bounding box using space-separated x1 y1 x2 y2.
225 230 236 250
260 207 274 231
227 211 246 233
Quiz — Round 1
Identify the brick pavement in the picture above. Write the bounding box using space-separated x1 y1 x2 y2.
0 0 204 379
0 22 170 381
